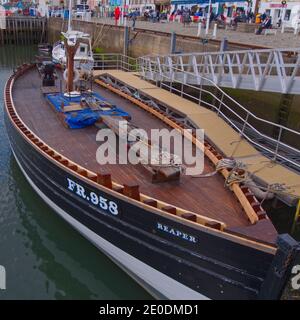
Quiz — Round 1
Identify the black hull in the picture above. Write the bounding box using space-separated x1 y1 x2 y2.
4 67 300 300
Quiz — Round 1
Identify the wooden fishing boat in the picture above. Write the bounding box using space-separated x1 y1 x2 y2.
3 37 300 299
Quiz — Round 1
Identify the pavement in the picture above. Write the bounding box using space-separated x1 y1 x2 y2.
80 17 300 50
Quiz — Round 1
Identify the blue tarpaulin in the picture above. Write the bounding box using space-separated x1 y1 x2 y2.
46 92 130 129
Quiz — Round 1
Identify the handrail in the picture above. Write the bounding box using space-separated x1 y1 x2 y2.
91 53 300 170
139 57 299 136
138 56 300 170
144 47 300 59
142 48 300 94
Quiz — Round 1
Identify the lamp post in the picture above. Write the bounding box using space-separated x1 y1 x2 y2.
281 0 287 23
205 0 212 35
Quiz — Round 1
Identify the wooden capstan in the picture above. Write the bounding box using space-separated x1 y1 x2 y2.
64 39 79 93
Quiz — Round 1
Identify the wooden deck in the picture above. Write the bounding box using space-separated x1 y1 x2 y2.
12 68 279 244
95 70 300 202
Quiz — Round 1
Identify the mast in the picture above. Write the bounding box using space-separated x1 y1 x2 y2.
64 39 79 93
67 0 72 32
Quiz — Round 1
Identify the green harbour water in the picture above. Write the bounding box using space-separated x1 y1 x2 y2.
0 45 151 300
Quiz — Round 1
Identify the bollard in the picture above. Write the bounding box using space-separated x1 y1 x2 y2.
281 23 285 33
294 25 298 35
197 22 202 37
220 37 228 52
205 18 209 35
124 16 127 27
170 32 176 54
212 23 217 39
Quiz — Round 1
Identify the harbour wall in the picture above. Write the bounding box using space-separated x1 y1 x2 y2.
48 17 255 57
0 17 47 45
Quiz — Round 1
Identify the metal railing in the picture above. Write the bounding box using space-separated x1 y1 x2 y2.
93 53 139 72
92 53 300 171
139 55 300 170
142 48 300 94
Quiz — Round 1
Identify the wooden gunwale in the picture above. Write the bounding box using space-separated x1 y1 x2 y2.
4 64 277 254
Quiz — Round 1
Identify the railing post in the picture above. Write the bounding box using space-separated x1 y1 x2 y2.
198 84 202 105
217 92 224 115
273 126 283 162
241 112 250 135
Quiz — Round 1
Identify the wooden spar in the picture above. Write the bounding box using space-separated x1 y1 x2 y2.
64 39 79 93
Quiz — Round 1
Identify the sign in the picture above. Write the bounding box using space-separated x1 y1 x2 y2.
269 1 287 8
156 222 197 243
270 3 287 7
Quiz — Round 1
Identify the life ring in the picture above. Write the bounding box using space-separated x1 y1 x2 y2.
63 68 80 83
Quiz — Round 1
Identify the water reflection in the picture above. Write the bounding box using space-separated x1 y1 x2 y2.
1 157 151 299
0 45 151 300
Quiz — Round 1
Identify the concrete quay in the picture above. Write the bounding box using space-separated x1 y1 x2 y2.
86 17 299 50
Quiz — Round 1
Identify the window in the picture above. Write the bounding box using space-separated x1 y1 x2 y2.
277 9 281 18
284 9 291 21
80 46 86 53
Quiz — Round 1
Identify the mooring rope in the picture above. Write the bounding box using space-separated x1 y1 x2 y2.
192 157 297 203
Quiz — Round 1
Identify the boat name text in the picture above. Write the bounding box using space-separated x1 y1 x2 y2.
67 178 119 215
157 222 197 243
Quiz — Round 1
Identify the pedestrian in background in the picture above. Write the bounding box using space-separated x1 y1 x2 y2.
114 6 120 26
131 8 138 30
182 7 190 27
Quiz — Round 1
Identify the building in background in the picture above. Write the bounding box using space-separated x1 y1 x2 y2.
259 0 300 28
170 0 256 17
154 0 170 11
125 0 155 12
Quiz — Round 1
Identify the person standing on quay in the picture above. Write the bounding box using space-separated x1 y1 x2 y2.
131 9 138 30
114 6 120 26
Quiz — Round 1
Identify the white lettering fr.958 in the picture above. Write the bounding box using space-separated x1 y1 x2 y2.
67 178 119 215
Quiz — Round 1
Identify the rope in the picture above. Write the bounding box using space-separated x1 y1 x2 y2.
191 158 246 179
229 136 243 158
191 157 298 200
